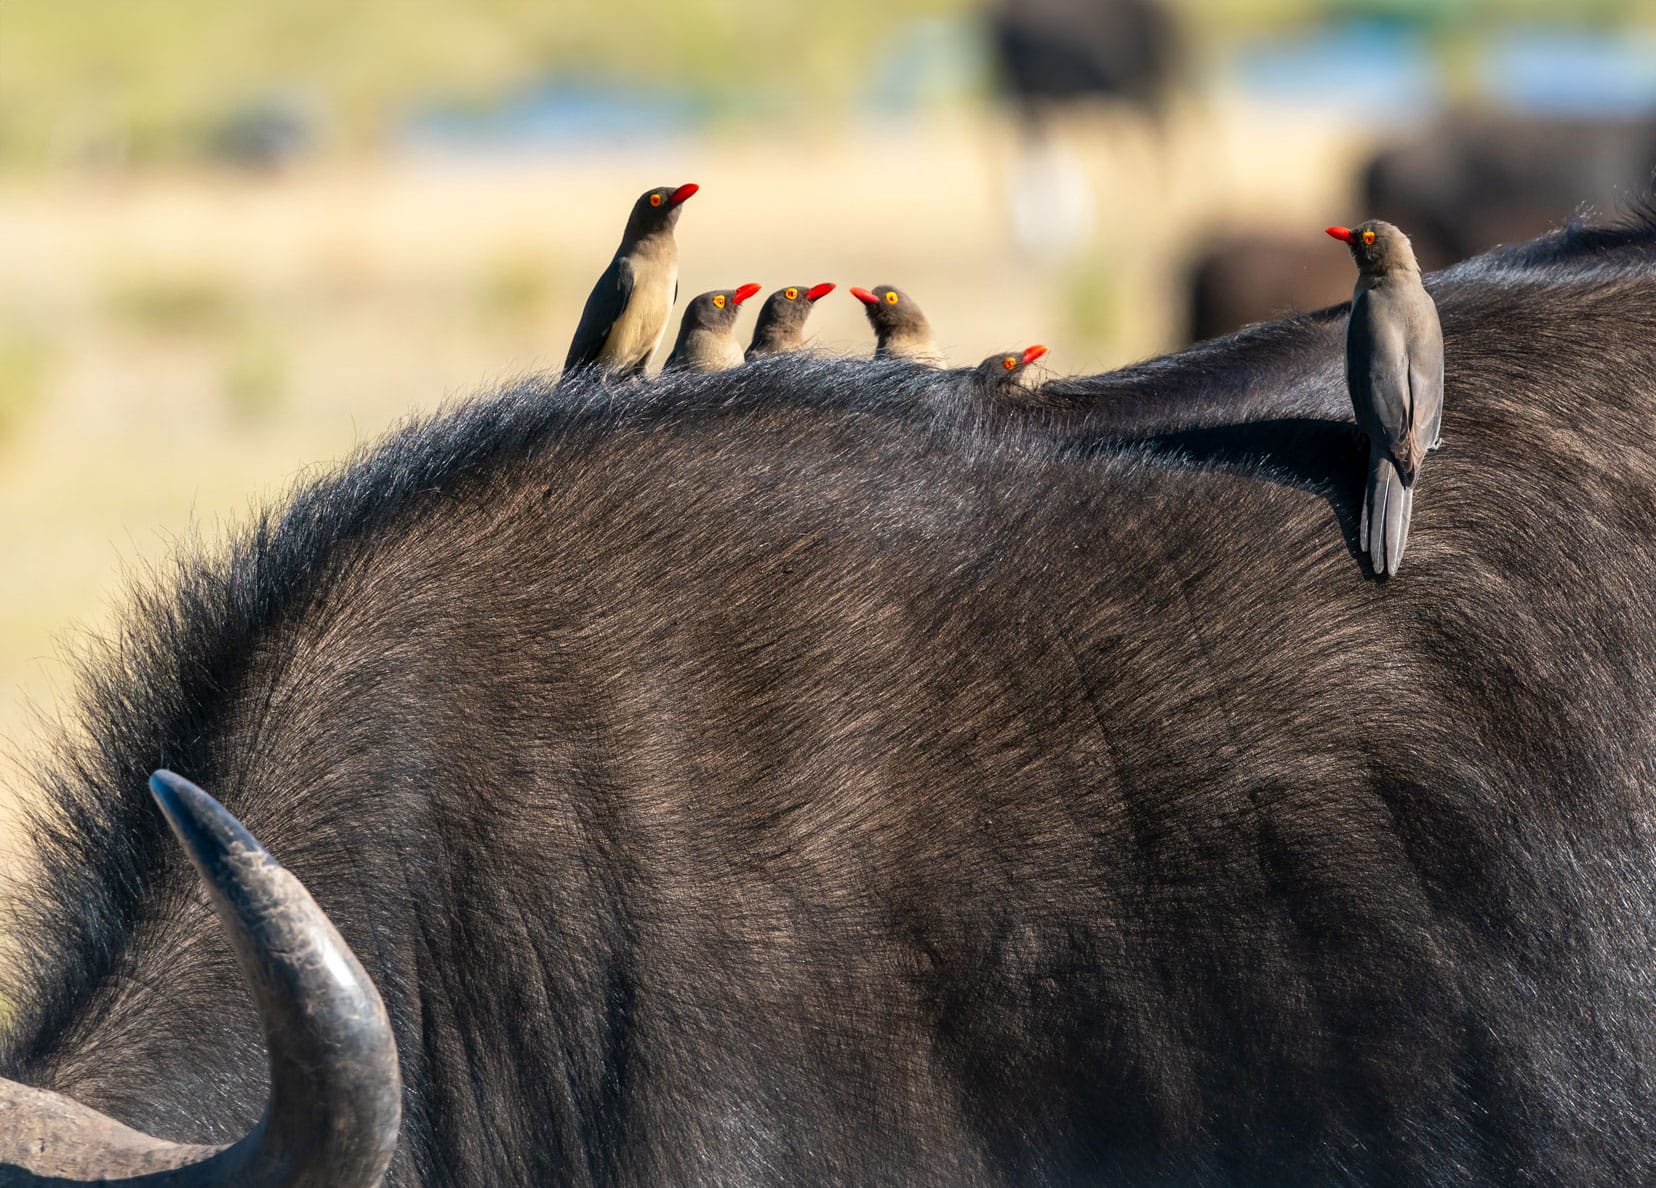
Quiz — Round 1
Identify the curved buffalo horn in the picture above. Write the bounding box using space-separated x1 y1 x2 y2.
0 770 401 1185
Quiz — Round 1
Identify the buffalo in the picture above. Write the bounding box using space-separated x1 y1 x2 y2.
3 207 1656 1184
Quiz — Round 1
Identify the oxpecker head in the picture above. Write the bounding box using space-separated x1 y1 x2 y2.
850 285 931 339
627 182 699 237
681 284 762 333
1326 219 1420 277
976 343 1048 386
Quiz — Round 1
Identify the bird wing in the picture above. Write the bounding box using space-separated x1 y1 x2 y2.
1350 288 1416 481
563 255 636 373
1407 295 1445 450
615 260 666 378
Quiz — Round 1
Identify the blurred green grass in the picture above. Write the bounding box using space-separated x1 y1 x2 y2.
6 0 1650 168
222 332 291 425
476 250 559 328
105 270 245 336
0 337 51 449
0 0 971 165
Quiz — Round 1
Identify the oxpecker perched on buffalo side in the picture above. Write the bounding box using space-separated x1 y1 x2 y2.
1328 218 1444 578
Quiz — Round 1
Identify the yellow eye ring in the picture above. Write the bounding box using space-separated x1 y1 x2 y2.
784 287 798 300
712 294 726 308
1003 357 1017 371
884 291 899 304
649 193 664 207
1362 230 1376 245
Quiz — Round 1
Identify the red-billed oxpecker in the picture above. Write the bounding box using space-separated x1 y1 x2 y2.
746 283 836 360
975 344 1048 397
564 183 698 377
1327 219 1444 578
664 284 763 373
849 285 944 365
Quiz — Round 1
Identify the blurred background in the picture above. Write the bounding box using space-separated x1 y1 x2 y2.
1 0 1654 813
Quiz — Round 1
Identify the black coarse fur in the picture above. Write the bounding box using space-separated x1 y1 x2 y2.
3 203 1656 1186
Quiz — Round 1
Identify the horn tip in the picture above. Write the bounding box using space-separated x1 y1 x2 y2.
148 768 204 834
149 769 264 875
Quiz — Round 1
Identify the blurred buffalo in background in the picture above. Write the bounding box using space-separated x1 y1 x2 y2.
989 0 1187 255
989 0 1183 122
1181 110 1656 340
1362 110 1656 270
1184 233 1354 343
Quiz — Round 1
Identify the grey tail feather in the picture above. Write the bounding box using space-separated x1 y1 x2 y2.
1390 482 1413 576
1361 461 1375 555
1366 451 1413 577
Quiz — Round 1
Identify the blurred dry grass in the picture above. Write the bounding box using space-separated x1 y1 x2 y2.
0 103 1373 860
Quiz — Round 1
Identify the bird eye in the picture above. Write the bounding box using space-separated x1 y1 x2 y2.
1003 357 1017 370
784 287 798 300
650 193 664 208
884 291 899 304
1362 230 1376 245
713 294 726 308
